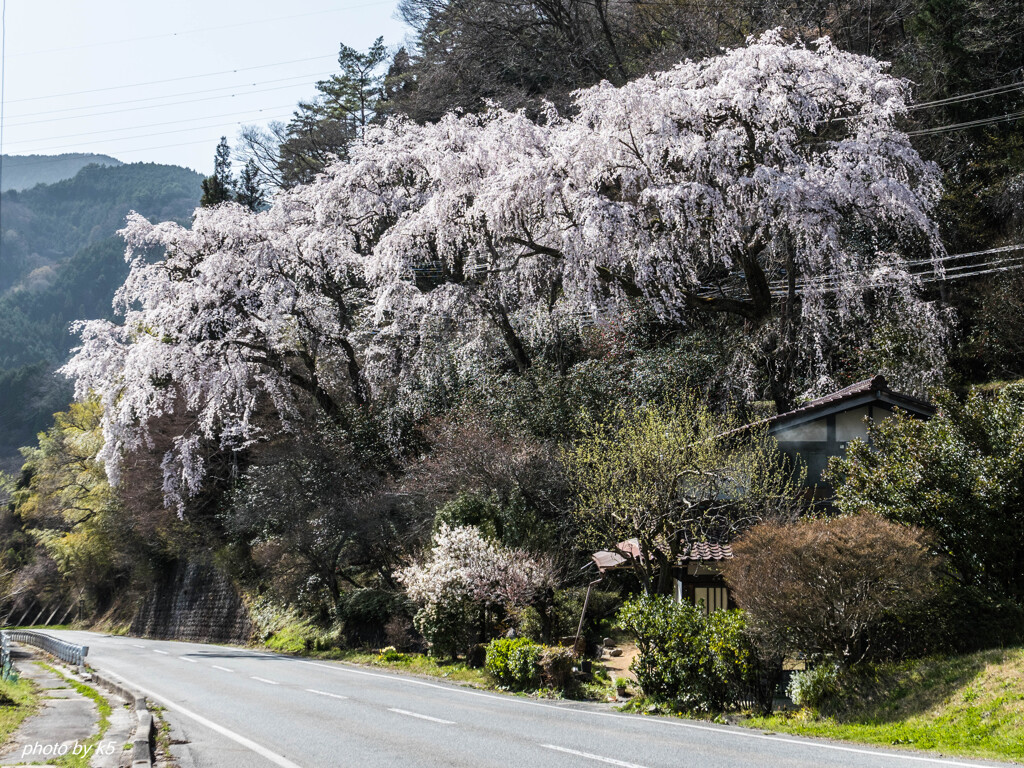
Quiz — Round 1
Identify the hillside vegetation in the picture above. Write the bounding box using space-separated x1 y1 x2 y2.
0 162 202 468
749 649 1024 762
0 153 122 193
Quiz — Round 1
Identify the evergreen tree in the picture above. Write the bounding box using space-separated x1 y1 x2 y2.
234 160 265 212
277 38 389 187
200 137 234 207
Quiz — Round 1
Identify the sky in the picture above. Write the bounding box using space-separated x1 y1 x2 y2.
0 0 409 174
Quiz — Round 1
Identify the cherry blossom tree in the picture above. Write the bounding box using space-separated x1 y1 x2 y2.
356 31 947 410
64 32 949 508
542 32 944 409
62 198 371 509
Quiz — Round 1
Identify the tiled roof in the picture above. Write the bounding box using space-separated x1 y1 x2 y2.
727 374 934 438
591 539 733 572
680 542 733 561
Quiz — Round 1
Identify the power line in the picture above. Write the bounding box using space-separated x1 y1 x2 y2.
3 80 311 132
5 81 313 129
908 81 1024 112
908 109 1024 136
4 54 340 105
692 244 1024 300
5 71 333 121
7 1 396 59
4 111 297 157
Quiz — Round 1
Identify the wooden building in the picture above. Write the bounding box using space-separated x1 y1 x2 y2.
591 375 935 612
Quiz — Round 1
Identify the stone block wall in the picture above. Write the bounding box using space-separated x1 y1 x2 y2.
130 559 254 644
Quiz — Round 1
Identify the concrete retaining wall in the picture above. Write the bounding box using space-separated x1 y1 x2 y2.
130 559 253 644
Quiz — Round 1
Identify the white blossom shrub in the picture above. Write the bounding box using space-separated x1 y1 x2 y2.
396 524 555 657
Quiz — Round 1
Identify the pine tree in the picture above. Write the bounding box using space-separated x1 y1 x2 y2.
277 38 389 187
234 160 265 212
200 137 234 207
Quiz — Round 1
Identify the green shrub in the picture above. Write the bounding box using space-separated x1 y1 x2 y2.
787 663 841 710
377 646 407 663
617 595 773 713
413 599 477 660
338 588 410 647
485 638 543 689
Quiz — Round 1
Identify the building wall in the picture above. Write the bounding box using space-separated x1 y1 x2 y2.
773 404 893 486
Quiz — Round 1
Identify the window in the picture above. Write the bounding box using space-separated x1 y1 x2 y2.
693 586 728 614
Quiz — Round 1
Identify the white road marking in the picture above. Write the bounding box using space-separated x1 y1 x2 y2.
59 633 994 768
130 644 145 648
541 745 649 768
79 668 304 768
180 657 197 663
251 676 279 685
388 708 454 725
153 650 169 655
275 656 995 768
306 689 348 700
212 665 233 673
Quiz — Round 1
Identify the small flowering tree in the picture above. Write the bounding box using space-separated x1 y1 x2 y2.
396 524 556 657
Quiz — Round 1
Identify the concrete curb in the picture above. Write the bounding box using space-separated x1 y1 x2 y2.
88 670 154 768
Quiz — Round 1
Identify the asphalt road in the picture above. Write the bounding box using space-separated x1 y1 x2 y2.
47 630 1015 768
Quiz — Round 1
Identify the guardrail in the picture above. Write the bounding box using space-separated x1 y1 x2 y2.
1 630 88 667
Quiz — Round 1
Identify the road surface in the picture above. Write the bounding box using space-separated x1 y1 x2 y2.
47 630 1014 768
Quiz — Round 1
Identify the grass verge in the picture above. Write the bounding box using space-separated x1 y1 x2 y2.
746 648 1024 763
38 662 112 768
0 671 39 746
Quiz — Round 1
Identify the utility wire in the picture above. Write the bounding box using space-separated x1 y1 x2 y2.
5 82 314 129
908 109 1024 136
908 81 1024 111
4 54 340 105
6 71 334 120
8 1 396 59
4 111 297 157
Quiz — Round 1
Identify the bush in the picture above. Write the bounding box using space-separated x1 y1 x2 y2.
724 512 938 663
539 646 575 689
617 595 773 713
485 638 543 689
787 663 841 711
413 599 477 660
338 588 410 647
377 646 407 663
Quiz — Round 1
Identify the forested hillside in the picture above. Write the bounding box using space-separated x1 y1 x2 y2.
0 162 203 468
0 153 123 192
2 0 1023 699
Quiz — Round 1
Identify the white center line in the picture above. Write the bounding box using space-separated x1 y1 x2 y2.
212 665 234 673
130 644 145 648
541 745 649 768
276 656 990 768
306 689 348 700
250 676 279 685
153 650 169 655
180 657 197 663
388 708 454 725
81 668 303 768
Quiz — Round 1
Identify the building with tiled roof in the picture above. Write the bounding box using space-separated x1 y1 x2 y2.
590 375 935 613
